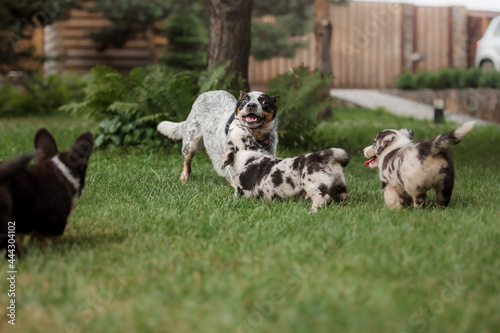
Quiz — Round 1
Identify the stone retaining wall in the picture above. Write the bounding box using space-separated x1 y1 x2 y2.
385 89 500 124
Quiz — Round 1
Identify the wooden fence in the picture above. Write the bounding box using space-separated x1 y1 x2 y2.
44 7 165 74
8 1 495 88
249 2 469 89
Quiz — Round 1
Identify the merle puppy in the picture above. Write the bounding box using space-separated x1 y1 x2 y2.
157 90 279 182
363 121 475 209
0 128 94 257
221 119 350 213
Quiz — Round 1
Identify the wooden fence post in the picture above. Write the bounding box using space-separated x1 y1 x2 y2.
451 6 468 68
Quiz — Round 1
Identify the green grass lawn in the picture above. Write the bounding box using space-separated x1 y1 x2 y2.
1 108 499 333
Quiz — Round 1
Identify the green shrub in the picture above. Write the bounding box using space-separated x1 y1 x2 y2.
395 71 415 90
267 65 333 149
413 70 433 89
458 68 482 88
433 68 456 89
60 62 246 149
0 72 83 117
197 61 246 97
478 71 500 88
395 68 500 90
60 65 197 148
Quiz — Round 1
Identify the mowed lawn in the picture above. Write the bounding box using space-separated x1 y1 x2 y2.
1 108 499 333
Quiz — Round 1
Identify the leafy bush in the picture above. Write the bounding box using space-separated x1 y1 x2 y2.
197 61 246 97
60 65 197 148
478 71 500 88
395 68 500 90
0 73 83 117
267 65 333 149
61 62 246 149
413 70 433 89
458 68 482 88
395 72 415 90
437 68 460 89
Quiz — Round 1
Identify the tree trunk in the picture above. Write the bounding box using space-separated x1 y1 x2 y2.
208 0 253 89
314 0 333 119
314 0 332 77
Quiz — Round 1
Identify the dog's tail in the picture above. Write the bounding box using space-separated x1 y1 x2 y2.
157 121 186 140
0 152 36 184
330 148 351 168
432 121 475 153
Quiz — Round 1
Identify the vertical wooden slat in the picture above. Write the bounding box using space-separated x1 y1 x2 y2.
336 4 347 87
413 5 418 72
375 3 383 88
448 6 453 67
355 2 363 88
393 4 403 87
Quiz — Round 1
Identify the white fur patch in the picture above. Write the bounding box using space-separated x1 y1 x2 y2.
52 156 80 191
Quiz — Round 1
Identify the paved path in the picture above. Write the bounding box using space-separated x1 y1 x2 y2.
330 89 495 126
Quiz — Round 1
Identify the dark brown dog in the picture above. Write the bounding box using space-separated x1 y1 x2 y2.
0 128 94 258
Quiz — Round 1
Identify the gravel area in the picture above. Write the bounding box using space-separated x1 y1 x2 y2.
330 89 496 126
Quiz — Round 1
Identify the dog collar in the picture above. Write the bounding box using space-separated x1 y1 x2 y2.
52 156 80 192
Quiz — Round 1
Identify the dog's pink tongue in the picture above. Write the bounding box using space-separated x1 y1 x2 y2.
246 115 258 122
364 157 377 166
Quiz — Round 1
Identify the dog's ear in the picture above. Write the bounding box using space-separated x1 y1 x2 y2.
271 95 280 105
34 128 58 157
66 132 94 168
376 135 395 155
400 129 414 140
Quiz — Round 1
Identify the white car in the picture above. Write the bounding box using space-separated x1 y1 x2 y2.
475 15 500 71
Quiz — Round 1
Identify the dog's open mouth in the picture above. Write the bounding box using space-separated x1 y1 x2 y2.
242 114 264 127
364 156 377 166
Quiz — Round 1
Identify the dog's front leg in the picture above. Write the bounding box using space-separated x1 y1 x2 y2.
383 185 402 210
310 195 329 214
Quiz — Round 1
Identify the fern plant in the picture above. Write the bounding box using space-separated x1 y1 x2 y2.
197 60 246 97
267 65 333 149
60 62 247 149
60 65 197 148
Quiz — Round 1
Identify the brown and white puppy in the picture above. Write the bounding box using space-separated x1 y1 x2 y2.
0 128 94 257
157 90 279 182
222 119 350 213
363 121 475 209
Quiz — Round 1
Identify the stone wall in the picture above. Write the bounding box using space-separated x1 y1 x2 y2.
385 89 500 124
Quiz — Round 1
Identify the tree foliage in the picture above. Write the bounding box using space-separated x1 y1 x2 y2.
86 0 175 51
161 4 207 72
0 0 78 72
251 0 314 60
